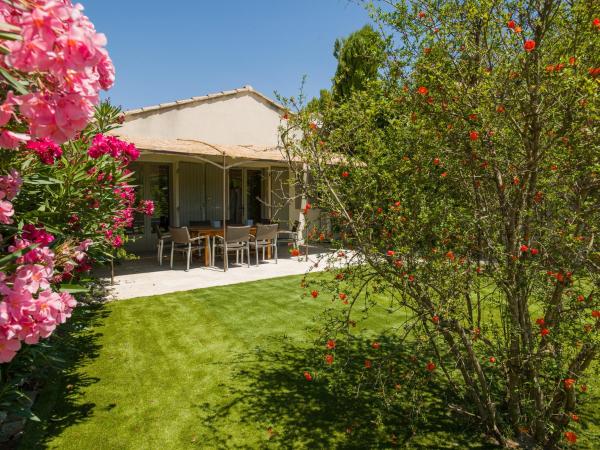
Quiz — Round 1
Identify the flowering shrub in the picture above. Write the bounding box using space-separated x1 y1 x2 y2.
0 0 114 145
283 1 599 447
0 1 152 368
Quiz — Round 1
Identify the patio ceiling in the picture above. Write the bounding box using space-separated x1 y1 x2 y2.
113 134 289 163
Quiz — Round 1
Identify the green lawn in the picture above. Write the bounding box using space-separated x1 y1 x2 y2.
19 275 598 449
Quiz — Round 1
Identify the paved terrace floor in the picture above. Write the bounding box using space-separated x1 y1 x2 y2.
95 245 334 300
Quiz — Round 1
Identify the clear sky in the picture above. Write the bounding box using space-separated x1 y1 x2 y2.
83 0 373 111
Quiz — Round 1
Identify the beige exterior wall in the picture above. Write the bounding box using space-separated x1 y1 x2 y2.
120 91 283 147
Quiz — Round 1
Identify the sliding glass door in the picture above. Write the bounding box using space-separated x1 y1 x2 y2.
127 163 172 252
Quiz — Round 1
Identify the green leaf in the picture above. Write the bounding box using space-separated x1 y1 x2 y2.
59 284 90 294
0 66 28 95
0 243 39 267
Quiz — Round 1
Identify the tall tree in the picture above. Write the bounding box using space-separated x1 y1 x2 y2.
331 24 386 101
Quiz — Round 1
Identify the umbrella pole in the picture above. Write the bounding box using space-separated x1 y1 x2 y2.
223 153 227 270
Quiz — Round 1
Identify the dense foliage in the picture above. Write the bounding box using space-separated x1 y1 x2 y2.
0 1 151 431
283 0 599 447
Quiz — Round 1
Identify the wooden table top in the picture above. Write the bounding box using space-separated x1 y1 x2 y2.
189 226 258 237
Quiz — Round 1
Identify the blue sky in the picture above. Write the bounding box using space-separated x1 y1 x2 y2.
83 1 373 110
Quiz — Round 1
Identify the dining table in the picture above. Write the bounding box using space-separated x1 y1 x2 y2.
188 226 272 266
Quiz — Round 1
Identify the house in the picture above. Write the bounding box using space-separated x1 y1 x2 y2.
114 85 315 252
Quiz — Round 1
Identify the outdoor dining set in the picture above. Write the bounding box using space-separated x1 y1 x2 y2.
152 221 301 272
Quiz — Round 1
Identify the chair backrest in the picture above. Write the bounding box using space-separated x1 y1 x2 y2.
152 223 163 239
226 225 251 243
169 227 191 244
255 223 278 241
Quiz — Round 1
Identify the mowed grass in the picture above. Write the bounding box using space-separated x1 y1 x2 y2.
20 274 599 449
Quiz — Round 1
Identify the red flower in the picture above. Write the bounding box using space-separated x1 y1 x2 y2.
496 104 505 113
569 56 576 65
469 131 479 141
431 315 440 324
386 250 395 257
426 361 436 372
570 413 579 422
446 251 455 261
524 40 536 52
520 244 529 253
536 317 545 326
326 339 336 349
545 64 555 72
418 11 426 18
408 275 415 282
540 327 550 336
593 17 600 29
309 122 318 130
364 359 372 368
433 157 440 165
565 432 577 444
530 248 539 256
325 354 334 365
341 171 350 178
417 86 429 95
577 295 585 302
440 171 448 178
303 371 313 381
311 290 319 298
468 113 478 121
371 342 381 350
564 378 576 390
394 259 403 268
424 47 431 55
489 356 496 364
592 310 600 319
580 384 588 393
507 20 516 29
290 248 300 257
565 431 577 444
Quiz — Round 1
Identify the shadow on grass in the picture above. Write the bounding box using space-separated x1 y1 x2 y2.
17 300 110 450
199 336 499 449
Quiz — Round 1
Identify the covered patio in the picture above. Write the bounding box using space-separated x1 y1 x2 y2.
97 245 333 300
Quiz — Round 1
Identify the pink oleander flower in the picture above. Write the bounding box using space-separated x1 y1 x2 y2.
110 234 123 248
22 224 55 246
26 138 63 165
0 337 21 363
139 200 154 216
0 92 18 127
0 200 15 224
88 134 139 163
2 0 114 144
0 130 29 149
0 170 23 200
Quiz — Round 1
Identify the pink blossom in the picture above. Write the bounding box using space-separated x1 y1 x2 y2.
140 200 155 216
0 337 21 363
0 200 15 224
0 170 23 200
26 138 63 165
22 224 55 245
0 130 29 149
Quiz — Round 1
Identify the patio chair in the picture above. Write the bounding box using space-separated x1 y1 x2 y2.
277 220 300 249
169 226 210 271
212 225 251 271
152 223 171 266
249 223 278 266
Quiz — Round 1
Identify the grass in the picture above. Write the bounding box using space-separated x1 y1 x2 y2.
19 274 599 449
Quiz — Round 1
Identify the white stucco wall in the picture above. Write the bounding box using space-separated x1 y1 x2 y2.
119 91 283 147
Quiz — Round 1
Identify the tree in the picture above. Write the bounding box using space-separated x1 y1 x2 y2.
282 0 599 447
332 24 387 101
